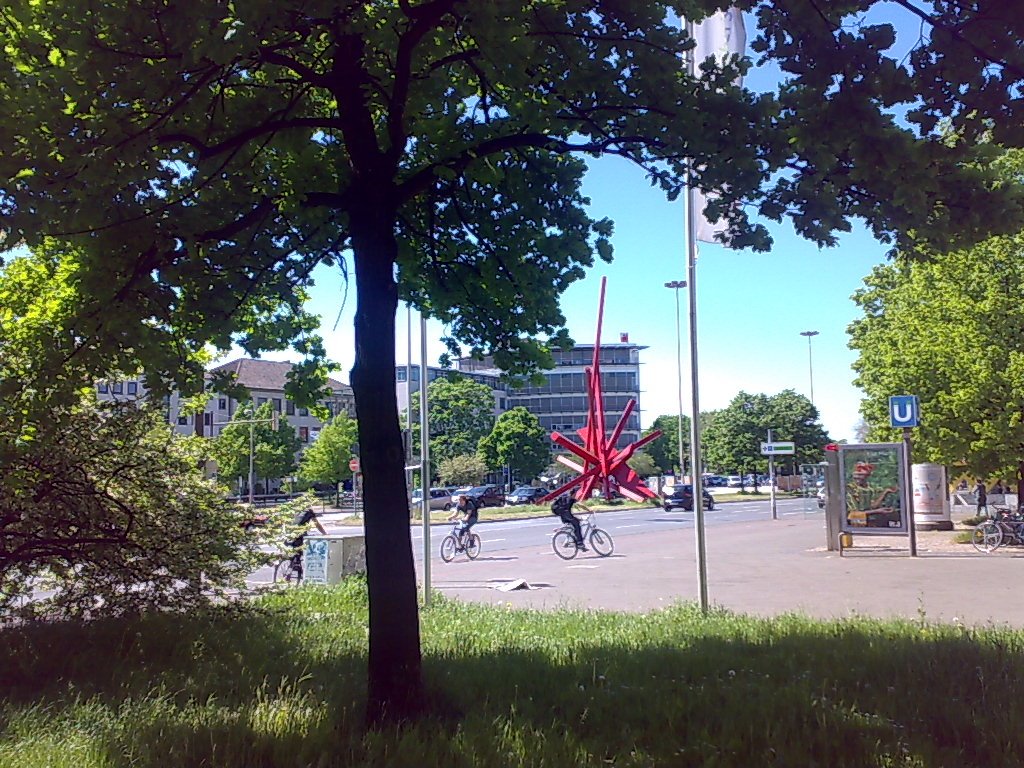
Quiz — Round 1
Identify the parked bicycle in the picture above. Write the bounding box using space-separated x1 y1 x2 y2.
552 513 614 560
972 506 1024 553
440 523 482 562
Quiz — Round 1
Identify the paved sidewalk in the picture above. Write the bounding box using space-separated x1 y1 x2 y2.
423 515 1024 627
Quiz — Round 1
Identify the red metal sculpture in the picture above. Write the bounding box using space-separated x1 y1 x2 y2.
542 277 662 503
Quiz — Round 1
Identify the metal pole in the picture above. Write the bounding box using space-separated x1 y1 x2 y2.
768 428 778 520
248 418 255 506
420 312 432 604
903 427 918 557
684 20 708 612
665 281 687 480
800 330 819 406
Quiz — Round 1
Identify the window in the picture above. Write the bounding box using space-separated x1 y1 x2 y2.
286 400 295 415
300 426 309 442
177 414 188 425
203 412 212 426
127 381 138 395
396 369 407 382
499 398 506 410
299 407 309 417
112 382 123 394
257 397 268 406
97 383 109 394
273 398 282 412
218 398 227 410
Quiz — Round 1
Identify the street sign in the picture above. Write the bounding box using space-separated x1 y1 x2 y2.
889 395 920 428
348 457 360 472
761 441 795 455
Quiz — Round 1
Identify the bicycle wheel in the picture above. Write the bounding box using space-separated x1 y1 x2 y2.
466 534 482 560
972 521 1003 553
589 528 615 557
273 558 297 584
552 530 578 560
440 535 458 562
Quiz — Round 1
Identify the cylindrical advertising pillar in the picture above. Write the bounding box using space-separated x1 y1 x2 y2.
912 463 952 530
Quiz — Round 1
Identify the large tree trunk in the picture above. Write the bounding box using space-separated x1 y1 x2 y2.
349 210 424 725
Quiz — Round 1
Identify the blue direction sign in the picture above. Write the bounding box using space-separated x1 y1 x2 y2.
889 395 920 428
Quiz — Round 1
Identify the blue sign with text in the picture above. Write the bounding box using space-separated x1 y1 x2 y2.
889 395 920 428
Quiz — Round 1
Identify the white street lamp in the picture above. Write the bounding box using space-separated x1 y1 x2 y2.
800 330 820 406
665 280 687 479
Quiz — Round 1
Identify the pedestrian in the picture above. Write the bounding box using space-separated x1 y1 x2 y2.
992 480 1005 495
975 479 988 517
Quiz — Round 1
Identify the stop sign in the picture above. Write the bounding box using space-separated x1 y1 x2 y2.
349 457 360 472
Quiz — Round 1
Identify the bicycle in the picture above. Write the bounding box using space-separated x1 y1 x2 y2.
440 523 481 562
273 550 303 584
971 506 1024 553
551 513 614 560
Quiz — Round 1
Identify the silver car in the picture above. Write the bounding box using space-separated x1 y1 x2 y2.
411 487 457 511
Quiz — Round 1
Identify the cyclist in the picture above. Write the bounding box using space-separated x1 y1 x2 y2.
551 493 591 550
284 507 328 576
446 494 479 551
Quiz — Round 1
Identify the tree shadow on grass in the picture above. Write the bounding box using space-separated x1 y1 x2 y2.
3 591 1024 767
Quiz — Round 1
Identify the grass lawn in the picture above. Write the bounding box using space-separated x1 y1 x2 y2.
3 579 1022 767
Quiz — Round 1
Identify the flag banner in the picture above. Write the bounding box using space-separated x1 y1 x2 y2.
692 8 746 77
689 8 746 246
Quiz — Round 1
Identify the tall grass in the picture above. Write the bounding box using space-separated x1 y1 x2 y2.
2 579 1022 766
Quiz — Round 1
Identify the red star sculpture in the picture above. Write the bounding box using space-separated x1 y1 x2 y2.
542 277 662 503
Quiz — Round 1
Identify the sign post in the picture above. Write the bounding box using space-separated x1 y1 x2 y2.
761 435 795 521
889 395 920 557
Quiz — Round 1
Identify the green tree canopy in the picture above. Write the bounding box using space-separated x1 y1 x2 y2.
299 413 359 500
437 454 488 487
411 376 496 470
627 450 659 479
5 0 1024 720
477 406 550 484
211 402 302 490
849 160 1024 492
643 414 692 475
702 390 830 476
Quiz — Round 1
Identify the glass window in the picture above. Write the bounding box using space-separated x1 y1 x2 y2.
300 426 309 442
127 381 138 395
112 382 123 394
257 397 268 406
396 368 407 382
218 398 227 410
97 383 109 394
286 400 295 415
299 407 309 417
177 415 188 425
203 412 212 426
273 398 282 412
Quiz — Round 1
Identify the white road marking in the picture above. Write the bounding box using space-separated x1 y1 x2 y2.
613 524 644 530
566 565 599 569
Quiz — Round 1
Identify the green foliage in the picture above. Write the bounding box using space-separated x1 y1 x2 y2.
626 449 659 478
0 399 270 618
702 390 831 475
643 414 691 475
411 375 496 469
298 413 358 488
437 454 488 487
849 170 1024 482
477 407 550 482
5 586 1024 766
210 402 302 488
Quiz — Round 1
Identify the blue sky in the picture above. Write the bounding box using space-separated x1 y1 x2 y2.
285 9 923 444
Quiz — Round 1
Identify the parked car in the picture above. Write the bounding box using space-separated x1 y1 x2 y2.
411 487 457 510
662 484 715 512
726 475 742 488
507 486 547 505
704 475 728 487
464 484 506 507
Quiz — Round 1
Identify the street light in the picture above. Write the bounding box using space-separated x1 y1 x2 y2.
665 280 687 480
800 330 819 406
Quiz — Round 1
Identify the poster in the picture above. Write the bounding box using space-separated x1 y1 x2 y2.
303 537 329 584
838 443 907 534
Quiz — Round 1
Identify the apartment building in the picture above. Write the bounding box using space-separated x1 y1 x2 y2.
97 358 355 445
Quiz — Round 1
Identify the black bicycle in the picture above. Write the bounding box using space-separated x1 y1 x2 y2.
440 523 481 562
972 506 1024 553
273 533 307 584
552 513 614 560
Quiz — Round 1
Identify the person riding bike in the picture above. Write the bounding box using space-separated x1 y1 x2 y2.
551 493 591 550
446 494 479 551
284 507 328 576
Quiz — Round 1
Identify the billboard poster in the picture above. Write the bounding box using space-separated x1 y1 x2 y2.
838 443 907 534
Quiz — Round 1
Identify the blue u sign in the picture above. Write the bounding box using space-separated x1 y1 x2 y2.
889 395 920 428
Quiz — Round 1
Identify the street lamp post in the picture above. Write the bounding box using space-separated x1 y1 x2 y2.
800 330 820 406
665 280 687 481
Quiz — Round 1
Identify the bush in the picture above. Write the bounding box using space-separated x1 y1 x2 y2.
0 399 274 620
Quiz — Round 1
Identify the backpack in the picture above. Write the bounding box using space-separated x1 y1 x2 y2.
552 494 573 515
